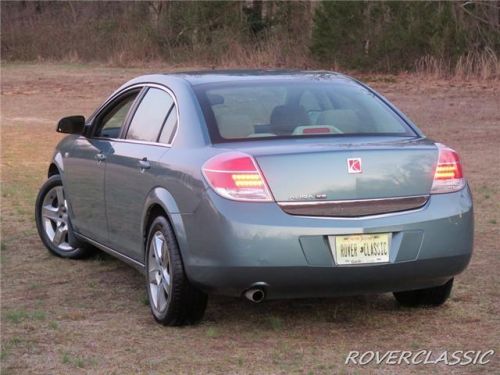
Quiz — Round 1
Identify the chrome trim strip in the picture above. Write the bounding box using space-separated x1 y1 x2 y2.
278 195 429 218
203 169 257 173
75 233 145 274
279 195 428 206
90 136 172 148
293 204 427 220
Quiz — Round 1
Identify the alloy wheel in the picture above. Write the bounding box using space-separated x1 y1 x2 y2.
148 231 171 314
41 186 74 251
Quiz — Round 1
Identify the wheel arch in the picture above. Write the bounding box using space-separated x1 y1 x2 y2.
141 187 189 263
48 151 65 178
48 163 60 177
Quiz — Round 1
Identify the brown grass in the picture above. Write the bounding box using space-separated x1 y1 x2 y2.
415 49 499 80
1 63 499 374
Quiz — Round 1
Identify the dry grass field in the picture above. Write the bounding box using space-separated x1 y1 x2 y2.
1 64 499 374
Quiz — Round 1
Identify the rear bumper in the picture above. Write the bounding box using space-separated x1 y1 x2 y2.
177 186 473 298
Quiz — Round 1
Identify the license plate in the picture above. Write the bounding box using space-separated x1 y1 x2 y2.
329 233 391 265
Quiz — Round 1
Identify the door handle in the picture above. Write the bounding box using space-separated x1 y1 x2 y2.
138 157 151 171
95 153 106 163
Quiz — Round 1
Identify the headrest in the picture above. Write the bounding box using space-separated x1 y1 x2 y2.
216 113 253 139
270 105 309 135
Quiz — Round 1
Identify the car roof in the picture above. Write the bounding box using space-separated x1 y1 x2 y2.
115 70 361 104
160 69 352 86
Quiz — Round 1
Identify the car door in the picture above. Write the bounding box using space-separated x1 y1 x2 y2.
104 86 177 261
63 90 140 244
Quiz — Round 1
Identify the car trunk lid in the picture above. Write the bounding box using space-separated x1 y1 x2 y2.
223 136 437 215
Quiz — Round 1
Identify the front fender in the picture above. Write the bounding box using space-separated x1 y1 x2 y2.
48 135 79 177
51 151 65 175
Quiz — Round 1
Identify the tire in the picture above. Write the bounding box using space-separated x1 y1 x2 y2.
35 175 93 259
393 278 454 307
145 215 207 326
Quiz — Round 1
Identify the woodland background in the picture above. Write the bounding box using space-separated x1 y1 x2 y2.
2 1 499 78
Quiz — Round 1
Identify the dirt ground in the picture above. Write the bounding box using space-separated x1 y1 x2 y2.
1 64 499 374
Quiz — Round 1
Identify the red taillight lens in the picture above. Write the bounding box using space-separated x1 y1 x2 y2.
431 144 465 194
202 152 273 201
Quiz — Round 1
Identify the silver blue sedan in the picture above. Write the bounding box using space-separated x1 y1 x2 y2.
35 71 473 325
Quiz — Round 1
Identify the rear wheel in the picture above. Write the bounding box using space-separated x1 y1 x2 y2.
145 216 207 326
393 278 454 307
35 175 92 258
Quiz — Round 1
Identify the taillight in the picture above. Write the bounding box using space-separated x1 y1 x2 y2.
202 152 273 202
431 143 465 194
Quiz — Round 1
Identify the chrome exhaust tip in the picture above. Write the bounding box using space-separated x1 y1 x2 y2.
244 288 266 303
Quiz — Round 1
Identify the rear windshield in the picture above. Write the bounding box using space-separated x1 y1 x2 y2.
194 81 415 142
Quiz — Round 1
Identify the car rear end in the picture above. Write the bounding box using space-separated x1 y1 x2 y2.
181 74 473 300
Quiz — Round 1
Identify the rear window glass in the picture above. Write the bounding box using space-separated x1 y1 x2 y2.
194 81 414 142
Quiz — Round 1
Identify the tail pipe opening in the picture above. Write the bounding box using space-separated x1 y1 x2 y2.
243 283 268 303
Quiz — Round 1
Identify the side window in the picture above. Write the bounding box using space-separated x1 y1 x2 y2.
126 88 174 142
158 105 178 144
95 93 138 138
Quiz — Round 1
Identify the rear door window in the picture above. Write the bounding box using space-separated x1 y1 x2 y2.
126 88 174 142
158 105 178 144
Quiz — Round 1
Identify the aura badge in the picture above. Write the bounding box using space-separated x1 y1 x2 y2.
347 158 362 174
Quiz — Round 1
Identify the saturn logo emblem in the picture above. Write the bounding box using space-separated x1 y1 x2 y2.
347 158 362 174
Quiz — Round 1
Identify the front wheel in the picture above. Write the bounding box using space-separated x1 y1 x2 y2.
35 175 92 259
145 216 207 326
393 278 454 307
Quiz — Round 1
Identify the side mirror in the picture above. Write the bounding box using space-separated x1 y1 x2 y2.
56 115 85 134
